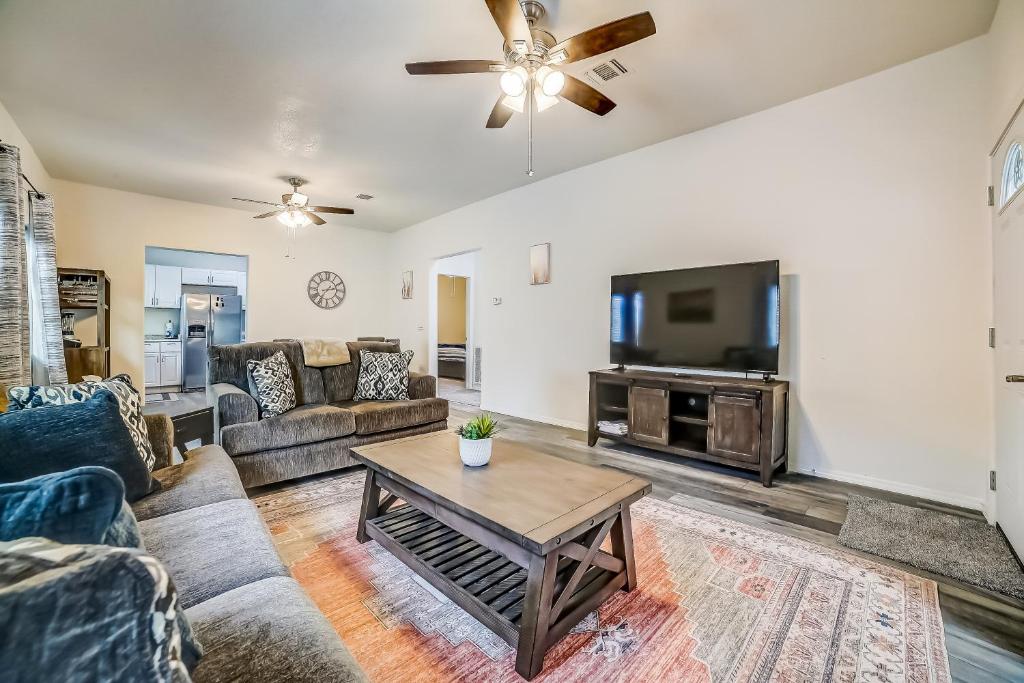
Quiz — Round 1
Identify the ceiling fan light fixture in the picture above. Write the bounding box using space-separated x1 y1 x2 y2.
499 65 528 97
501 92 526 113
290 191 308 207
533 85 559 112
277 209 311 229
536 66 565 96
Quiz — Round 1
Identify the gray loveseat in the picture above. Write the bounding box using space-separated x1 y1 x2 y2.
136 415 366 682
208 340 449 488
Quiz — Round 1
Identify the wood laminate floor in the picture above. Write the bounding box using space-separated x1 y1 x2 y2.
251 404 1024 682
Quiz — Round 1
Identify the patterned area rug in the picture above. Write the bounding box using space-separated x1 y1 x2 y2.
256 473 950 682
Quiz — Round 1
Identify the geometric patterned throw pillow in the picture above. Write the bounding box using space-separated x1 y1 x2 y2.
6 374 156 472
0 537 201 680
246 350 296 418
353 349 414 401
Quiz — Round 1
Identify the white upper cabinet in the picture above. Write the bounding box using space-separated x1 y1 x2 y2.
153 266 181 308
210 270 238 287
181 267 211 285
144 265 156 307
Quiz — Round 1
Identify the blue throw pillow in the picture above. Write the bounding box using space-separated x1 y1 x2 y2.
0 390 158 502
0 537 202 677
0 467 124 544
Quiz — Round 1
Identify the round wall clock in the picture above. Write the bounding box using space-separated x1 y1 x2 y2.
308 271 346 309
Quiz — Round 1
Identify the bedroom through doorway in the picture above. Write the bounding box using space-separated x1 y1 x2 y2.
430 252 480 408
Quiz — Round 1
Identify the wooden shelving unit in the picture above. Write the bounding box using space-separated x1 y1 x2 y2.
58 267 110 382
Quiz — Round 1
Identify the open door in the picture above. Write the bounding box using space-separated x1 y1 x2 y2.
992 111 1024 558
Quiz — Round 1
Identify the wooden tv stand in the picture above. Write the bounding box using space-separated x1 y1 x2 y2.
588 368 789 487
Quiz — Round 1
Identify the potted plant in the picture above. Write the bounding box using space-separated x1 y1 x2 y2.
455 414 499 467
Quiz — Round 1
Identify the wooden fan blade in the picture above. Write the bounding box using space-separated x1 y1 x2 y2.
548 12 656 64
406 60 506 75
561 75 616 116
485 0 533 54
486 94 514 128
308 206 355 215
253 210 283 219
232 197 285 208
303 211 327 226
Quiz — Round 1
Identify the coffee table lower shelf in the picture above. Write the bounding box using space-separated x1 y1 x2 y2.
365 504 623 671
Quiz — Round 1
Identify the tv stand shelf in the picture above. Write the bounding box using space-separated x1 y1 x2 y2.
588 368 789 487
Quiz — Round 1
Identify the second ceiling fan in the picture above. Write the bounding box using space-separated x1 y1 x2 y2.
406 0 656 173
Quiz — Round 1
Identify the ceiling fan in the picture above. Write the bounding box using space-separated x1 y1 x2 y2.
232 177 354 228
405 0 656 173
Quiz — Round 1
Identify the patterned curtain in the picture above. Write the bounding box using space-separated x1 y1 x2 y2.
27 192 67 384
0 143 30 405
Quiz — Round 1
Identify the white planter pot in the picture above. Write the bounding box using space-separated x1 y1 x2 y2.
459 437 493 467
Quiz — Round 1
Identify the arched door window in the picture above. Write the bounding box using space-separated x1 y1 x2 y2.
1002 141 1024 209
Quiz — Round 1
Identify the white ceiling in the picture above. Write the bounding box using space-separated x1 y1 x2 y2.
0 0 997 232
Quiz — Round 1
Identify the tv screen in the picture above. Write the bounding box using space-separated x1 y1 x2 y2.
610 260 780 373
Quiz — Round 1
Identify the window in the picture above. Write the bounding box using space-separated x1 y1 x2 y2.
1002 141 1024 209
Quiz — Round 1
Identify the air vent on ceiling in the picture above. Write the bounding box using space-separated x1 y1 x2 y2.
355 193 374 200
585 58 628 85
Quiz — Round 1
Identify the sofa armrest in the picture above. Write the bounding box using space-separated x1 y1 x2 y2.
408 372 437 400
208 383 258 440
144 413 175 471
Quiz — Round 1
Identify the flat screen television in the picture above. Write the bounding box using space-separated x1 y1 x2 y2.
610 260 780 373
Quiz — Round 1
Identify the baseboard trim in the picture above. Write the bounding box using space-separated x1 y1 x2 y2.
791 465 984 512
478 403 587 432
472 402 983 513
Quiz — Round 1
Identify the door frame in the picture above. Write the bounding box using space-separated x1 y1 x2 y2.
428 250 481 391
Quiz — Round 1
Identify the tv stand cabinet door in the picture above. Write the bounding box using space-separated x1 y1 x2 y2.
629 386 669 445
708 393 761 463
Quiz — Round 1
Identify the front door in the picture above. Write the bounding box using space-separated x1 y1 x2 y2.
992 110 1024 557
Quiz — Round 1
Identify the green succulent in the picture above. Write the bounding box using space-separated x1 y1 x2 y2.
455 413 500 440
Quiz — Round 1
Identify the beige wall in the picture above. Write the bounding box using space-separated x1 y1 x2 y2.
53 180 392 389
0 98 52 193
988 0 1024 141
437 275 467 344
388 38 994 509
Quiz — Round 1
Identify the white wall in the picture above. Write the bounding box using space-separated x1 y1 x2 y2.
54 180 391 389
988 0 1024 141
389 38 994 509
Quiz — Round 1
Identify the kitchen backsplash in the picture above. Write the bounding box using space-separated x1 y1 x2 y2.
144 307 180 337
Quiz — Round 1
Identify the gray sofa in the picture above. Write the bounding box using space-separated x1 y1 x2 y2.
136 414 366 682
208 340 449 488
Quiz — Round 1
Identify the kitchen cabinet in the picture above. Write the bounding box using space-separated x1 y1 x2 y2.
181 268 210 285
144 341 182 387
153 266 181 308
144 265 156 306
210 270 238 287
180 268 241 288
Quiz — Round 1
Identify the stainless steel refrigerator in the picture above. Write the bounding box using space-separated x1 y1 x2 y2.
182 293 242 391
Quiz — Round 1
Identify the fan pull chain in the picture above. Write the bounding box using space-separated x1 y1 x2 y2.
527 76 534 177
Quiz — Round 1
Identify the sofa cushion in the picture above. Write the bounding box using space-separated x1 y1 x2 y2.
0 390 159 502
7 373 157 472
0 466 124 545
208 341 326 406
332 398 449 435
220 404 357 457
131 446 247 522
353 349 415 401
0 536 201 679
138 499 288 609
321 340 399 403
187 576 366 683
246 350 297 418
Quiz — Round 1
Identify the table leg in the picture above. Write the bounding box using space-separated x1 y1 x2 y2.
515 551 558 680
609 506 638 592
356 470 380 544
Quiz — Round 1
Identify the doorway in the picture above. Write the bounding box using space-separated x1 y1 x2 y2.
991 104 1024 558
430 252 480 407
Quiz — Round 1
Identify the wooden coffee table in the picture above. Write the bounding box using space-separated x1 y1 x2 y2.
352 432 651 680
